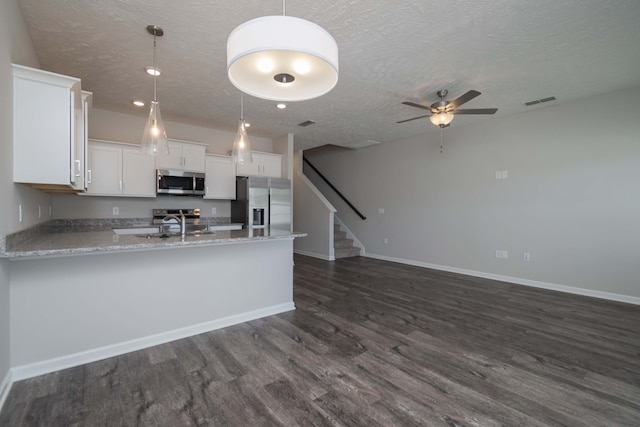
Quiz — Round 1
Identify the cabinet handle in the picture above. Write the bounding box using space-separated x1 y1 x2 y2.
87 170 92 184
75 159 81 177
119 180 122 191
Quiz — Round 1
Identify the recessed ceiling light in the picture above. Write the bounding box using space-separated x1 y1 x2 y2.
145 66 161 76
276 103 287 109
133 100 145 107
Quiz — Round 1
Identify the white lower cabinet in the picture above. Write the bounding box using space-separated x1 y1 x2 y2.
85 140 156 197
204 154 235 199
236 151 282 178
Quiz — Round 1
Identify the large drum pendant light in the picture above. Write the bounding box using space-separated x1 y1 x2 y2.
227 2 339 102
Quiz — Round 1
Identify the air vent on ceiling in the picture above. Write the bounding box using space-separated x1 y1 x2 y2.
297 120 316 127
341 139 381 149
524 96 557 106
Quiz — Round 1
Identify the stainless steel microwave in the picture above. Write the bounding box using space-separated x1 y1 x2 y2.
156 169 205 196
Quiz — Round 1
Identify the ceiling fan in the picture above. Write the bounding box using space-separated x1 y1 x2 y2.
397 89 497 128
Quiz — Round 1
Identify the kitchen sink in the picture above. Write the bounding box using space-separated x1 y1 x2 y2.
113 227 160 235
136 230 218 239
113 223 242 237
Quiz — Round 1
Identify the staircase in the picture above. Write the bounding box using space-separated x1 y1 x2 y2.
334 223 361 259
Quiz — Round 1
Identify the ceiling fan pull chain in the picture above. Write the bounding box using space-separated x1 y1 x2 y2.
440 126 444 153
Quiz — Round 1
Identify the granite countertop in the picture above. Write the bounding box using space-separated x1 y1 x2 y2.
1 222 306 260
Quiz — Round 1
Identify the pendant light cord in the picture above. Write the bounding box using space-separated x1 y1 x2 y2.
152 34 158 103
282 0 286 16
240 94 245 121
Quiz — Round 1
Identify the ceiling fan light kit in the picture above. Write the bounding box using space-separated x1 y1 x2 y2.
227 7 339 101
398 89 497 128
429 111 454 127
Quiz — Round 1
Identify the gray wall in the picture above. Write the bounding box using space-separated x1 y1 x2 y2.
293 150 335 259
1 0 48 236
1 0 42 401
305 87 640 299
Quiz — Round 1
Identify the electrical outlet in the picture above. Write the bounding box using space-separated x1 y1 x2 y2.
501 250 509 259
211 207 217 215
112 207 120 215
502 170 508 179
523 252 530 261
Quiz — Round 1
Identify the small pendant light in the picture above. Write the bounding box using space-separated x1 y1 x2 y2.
141 25 169 155
232 94 253 164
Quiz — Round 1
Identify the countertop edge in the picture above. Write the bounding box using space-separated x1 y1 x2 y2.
1 231 307 260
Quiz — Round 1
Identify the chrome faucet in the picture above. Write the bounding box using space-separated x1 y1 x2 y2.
162 209 186 237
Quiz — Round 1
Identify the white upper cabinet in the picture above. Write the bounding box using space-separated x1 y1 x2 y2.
12 64 89 192
204 154 236 199
236 151 282 178
157 140 206 172
85 140 156 197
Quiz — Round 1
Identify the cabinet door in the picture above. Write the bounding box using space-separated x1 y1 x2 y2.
122 148 156 197
260 153 282 178
72 91 91 191
205 155 235 199
86 143 122 195
182 144 206 172
236 157 261 177
13 76 72 185
157 141 183 170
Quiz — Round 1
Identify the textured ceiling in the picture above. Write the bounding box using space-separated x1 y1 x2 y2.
17 0 640 150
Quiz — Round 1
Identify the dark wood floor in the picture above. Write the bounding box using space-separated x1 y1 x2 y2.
2 255 639 426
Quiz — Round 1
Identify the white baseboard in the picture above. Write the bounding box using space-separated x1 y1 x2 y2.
11 302 295 382
0 368 12 413
294 249 335 261
365 253 640 306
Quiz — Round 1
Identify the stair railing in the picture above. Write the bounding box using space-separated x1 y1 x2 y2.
303 156 366 220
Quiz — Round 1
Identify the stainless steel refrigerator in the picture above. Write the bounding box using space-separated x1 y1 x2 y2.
231 177 291 231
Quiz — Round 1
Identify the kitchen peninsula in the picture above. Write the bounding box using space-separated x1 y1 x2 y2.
2 224 305 381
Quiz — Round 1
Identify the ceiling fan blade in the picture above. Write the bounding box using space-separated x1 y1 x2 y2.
396 114 430 124
402 101 431 111
447 90 481 109
453 108 498 115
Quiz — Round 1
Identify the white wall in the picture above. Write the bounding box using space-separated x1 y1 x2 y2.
89 108 274 154
305 87 640 300
273 133 294 180
1 0 50 236
0 259 9 408
10 239 294 377
1 0 43 407
293 151 336 259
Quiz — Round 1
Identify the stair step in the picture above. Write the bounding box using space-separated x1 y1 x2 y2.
334 238 354 248
335 247 361 259
333 222 360 259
